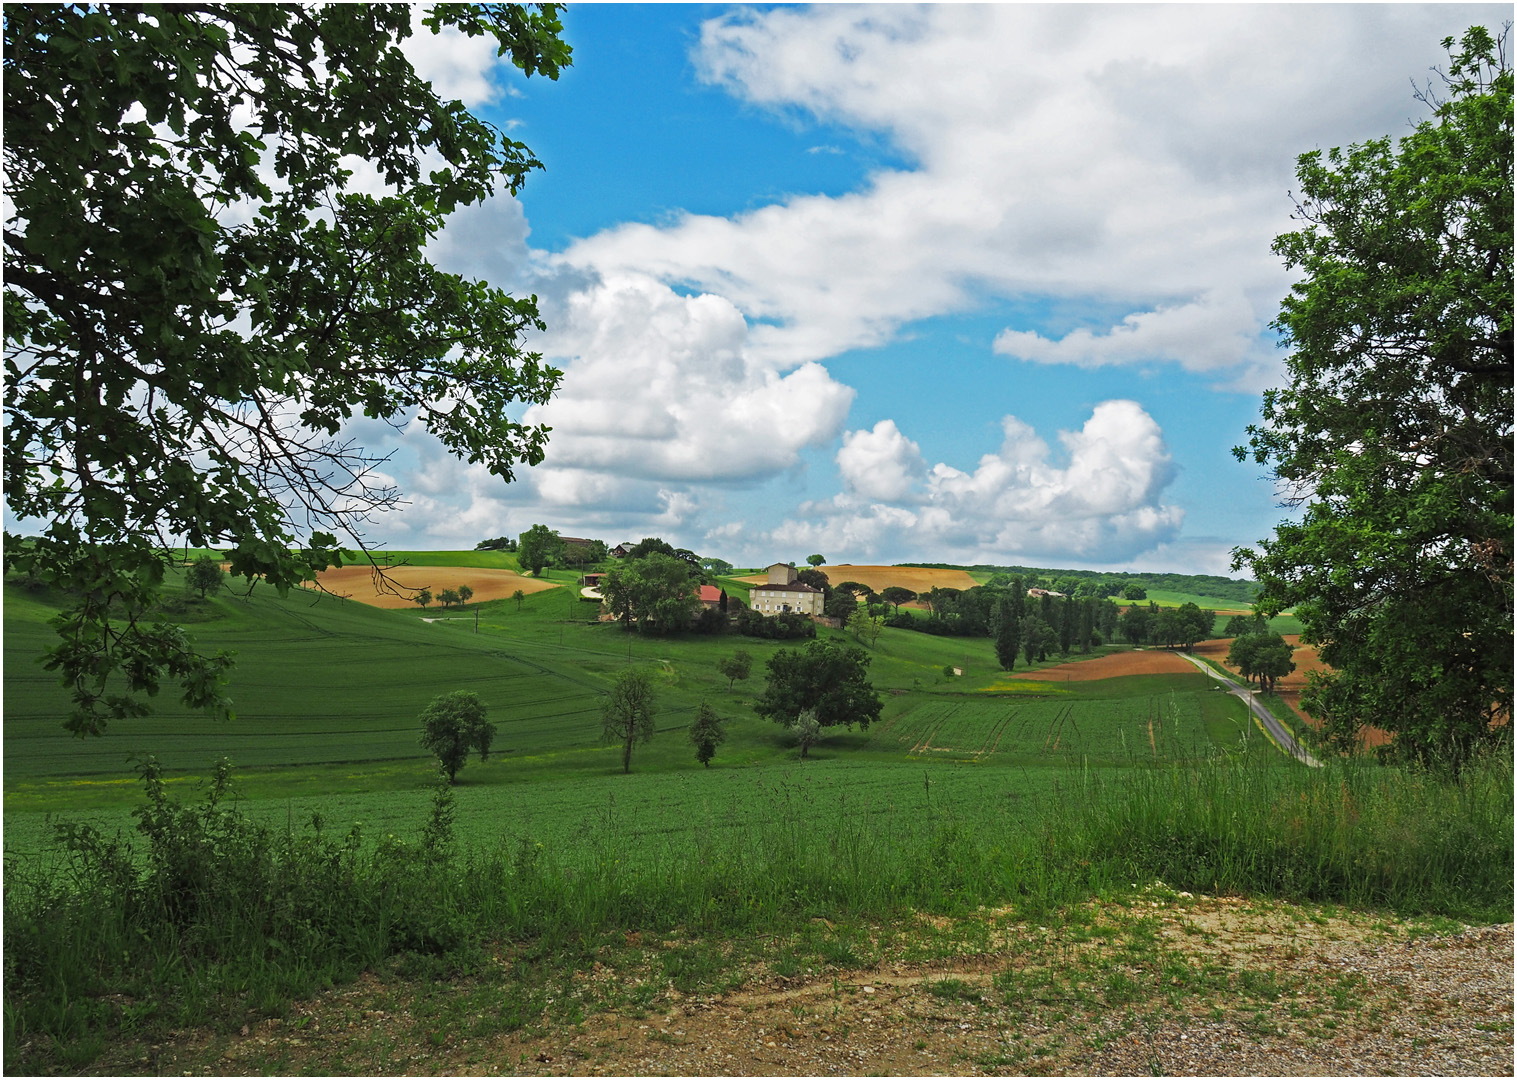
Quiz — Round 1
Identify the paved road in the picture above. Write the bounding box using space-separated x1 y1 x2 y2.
1178 653 1321 767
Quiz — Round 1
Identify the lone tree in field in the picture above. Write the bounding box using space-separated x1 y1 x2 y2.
755 639 882 744
688 702 726 767
602 667 658 773
717 650 752 692
414 588 434 610
439 588 461 609
512 588 526 612
186 557 224 600
2 5 570 737
1233 27 1513 766
419 691 496 784
458 584 474 605
806 554 827 567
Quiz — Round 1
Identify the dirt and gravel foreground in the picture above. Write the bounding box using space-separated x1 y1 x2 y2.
82 893 1511 1077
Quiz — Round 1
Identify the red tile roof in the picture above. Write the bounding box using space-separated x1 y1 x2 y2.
698 585 722 603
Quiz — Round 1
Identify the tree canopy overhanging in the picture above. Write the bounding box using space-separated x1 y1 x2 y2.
2 4 570 735
1233 26 1513 766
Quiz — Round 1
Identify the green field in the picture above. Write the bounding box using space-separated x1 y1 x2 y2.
4 553 1262 854
6 553 1510 1077
875 680 1226 764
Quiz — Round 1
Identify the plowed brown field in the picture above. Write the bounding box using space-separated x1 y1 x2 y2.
738 564 977 595
305 565 558 609
1017 649 1199 681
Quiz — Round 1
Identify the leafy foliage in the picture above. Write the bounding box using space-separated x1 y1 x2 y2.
992 594 1022 670
185 556 224 600
599 552 700 633
791 708 821 758
754 639 882 733
516 524 564 577
717 650 752 691
601 667 657 773
1234 27 1513 766
688 701 726 768
846 607 882 648
2 4 570 734
419 690 494 783
733 608 816 640
1226 633 1297 694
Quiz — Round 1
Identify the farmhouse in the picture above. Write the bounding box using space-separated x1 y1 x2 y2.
764 561 798 585
748 563 824 617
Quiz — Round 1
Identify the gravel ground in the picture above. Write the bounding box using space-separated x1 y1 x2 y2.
77 896 1515 1076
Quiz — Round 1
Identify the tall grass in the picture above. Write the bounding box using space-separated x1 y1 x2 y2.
5 751 1510 1065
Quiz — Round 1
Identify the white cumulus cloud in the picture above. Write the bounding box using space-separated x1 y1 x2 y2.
523 272 855 484
993 289 1272 375
837 420 926 502
770 401 1183 565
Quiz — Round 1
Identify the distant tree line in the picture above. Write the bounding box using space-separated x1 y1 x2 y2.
897 564 1258 606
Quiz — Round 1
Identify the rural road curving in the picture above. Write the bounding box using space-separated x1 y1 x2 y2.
1178 653 1321 767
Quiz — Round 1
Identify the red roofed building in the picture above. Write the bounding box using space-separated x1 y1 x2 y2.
697 584 723 610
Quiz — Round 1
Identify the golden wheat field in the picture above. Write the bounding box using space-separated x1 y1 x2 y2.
737 564 978 596
305 565 558 609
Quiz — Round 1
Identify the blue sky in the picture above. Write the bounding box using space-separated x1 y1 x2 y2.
371 3 1505 574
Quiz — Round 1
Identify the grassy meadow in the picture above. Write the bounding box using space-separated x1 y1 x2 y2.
3 552 1510 1071
3 553 1254 848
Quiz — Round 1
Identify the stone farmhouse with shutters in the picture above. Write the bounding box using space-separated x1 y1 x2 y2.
747 562 824 617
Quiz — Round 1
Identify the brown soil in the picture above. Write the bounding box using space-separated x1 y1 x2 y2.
737 565 978 596
306 565 559 609
1016 650 1199 681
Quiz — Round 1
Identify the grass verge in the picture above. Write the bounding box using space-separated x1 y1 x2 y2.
5 750 1510 1072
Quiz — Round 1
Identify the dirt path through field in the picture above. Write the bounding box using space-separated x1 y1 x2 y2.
306 565 559 608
